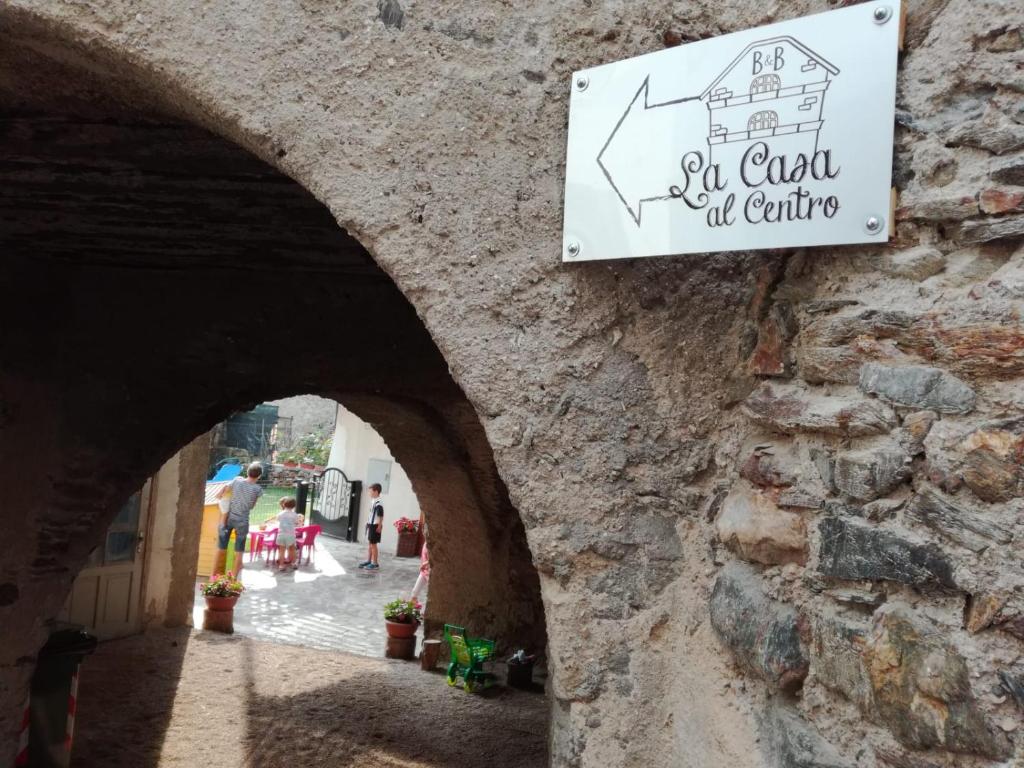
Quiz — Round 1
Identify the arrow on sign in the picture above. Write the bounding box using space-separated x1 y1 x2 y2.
596 77 703 226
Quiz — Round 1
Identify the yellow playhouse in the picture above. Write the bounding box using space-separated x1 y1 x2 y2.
196 481 233 577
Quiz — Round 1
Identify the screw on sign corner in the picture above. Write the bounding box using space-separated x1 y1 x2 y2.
864 215 885 234
566 241 581 258
575 75 589 92
872 6 892 23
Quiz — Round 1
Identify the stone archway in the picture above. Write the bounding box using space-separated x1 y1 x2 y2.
0 25 545 760
7 2 1021 767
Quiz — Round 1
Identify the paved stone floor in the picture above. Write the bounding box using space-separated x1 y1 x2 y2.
194 537 425 656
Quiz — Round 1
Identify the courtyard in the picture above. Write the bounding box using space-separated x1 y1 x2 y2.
193 537 425 657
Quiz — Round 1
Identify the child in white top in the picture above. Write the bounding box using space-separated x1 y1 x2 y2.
276 497 300 570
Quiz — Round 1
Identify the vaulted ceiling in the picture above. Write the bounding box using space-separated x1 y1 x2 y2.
0 31 383 278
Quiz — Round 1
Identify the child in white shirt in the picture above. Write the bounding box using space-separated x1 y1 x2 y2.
276 497 300 570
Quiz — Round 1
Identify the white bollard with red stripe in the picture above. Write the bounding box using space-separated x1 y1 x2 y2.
15 668 81 766
14 695 29 766
62 669 79 763
14 696 29 765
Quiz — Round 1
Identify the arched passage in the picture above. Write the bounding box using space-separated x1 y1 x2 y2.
4 2 1017 767
0 22 545 760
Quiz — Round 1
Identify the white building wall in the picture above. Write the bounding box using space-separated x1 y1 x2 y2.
327 404 421 555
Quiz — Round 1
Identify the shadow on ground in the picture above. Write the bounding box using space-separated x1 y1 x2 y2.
241 640 547 767
71 627 191 767
71 628 547 768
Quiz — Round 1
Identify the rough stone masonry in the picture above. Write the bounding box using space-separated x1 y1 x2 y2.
0 0 1023 767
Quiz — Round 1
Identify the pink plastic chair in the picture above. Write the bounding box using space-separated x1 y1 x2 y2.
295 525 321 565
248 530 269 562
260 528 279 565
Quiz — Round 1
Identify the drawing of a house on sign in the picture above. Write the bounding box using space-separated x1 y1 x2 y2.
702 36 839 164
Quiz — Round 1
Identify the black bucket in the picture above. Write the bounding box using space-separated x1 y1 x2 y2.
507 660 535 689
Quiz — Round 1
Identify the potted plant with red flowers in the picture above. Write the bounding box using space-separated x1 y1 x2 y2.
200 574 244 610
199 575 245 633
384 598 422 639
393 516 420 558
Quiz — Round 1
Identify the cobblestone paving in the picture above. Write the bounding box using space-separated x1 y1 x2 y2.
195 537 425 656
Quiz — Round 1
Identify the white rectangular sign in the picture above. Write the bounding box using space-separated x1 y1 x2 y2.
562 0 901 262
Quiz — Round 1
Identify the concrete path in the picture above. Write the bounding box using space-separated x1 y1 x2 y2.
194 537 425 656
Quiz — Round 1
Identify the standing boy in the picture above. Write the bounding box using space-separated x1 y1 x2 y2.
359 483 384 570
213 462 264 577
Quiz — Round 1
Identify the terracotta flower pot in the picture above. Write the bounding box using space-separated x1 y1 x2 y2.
283 460 298 468
205 595 240 612
386 635 417 660
300 462 315 470
395 530 419 558
385 619 419 639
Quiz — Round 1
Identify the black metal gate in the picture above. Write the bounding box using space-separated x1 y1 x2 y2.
309 468 360 541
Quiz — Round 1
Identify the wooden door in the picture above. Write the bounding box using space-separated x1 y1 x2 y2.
62 484 152 640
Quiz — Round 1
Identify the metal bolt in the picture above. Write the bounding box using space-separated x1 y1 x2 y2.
566 241 581 258
575 75 589 92
872 6 892 23
864 215 884 234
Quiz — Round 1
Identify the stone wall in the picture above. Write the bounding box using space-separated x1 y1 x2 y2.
141 433 211 629
266 394 338 447
266 464 319 488
711 345 1024 764
165 434 214 626
699 17 1024 761
0 0 1022 767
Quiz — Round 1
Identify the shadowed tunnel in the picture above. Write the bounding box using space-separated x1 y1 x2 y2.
0 27 546 760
